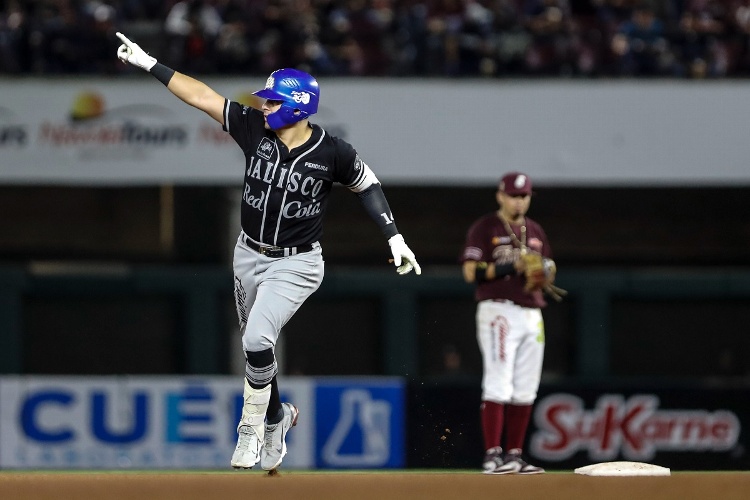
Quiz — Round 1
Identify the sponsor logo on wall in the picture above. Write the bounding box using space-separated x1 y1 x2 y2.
0 376 401 469
530 393 741 462
315 381 404 468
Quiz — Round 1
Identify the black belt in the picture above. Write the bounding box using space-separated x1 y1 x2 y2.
244 236 314 258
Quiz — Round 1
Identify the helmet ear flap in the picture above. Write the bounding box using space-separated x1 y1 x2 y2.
266 104 309 130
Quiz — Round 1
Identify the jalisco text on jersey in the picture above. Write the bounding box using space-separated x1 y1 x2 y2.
39 122 187 146
243 154 325 219
244 155 324 195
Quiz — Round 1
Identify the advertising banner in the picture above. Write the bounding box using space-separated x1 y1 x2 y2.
3 79 750 186
530 385 747 471
406 381 748 470
0 376 404 470
315 379 405 469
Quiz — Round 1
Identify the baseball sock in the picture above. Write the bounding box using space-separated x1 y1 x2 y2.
266 376 283 424
242 348 277 429
504 403 533 452
244 348 277 388
480 401 504 451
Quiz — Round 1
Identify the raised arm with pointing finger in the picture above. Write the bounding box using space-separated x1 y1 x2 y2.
116 32 226 123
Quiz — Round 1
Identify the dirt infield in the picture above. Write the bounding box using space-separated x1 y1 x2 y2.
1 471 748 500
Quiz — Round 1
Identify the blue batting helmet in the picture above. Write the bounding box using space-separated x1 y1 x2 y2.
253 68 320 130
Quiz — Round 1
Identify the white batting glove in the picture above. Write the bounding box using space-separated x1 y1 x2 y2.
388 234 421 276
116 32 157 71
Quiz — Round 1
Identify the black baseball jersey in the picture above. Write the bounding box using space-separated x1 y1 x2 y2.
222 100 371 247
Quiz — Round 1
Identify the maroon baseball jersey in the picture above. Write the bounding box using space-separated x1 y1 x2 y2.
461 212 552 308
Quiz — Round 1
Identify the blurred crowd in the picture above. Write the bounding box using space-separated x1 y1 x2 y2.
2 0 750 78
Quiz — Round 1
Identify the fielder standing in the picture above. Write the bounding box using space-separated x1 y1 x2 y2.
460 172 559 475
115 33 421 471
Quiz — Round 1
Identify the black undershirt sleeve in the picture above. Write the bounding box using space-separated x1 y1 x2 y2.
355 184 399 239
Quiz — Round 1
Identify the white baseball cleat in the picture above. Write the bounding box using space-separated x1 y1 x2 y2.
231 425 263 469
489 450 545 475
482 446 504 474
260 402 299 471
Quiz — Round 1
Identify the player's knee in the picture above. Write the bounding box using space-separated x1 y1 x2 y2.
241 330 274 353
244 348 278 389
484 390 512 403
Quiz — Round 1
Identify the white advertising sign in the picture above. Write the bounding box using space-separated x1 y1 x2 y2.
2 79 750 186
0 376 314 469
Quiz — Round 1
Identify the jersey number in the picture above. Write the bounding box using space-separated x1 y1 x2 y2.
379 212 394 225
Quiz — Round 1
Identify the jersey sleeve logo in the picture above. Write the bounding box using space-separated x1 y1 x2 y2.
354 154 366 171
256 137 275 160
464 247 482 260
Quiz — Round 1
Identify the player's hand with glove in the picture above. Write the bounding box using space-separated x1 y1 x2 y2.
116 32 157 71
388 234 421 276
518 251 549 292
517 251 567 301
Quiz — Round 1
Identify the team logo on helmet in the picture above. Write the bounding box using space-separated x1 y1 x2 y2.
514 175 527 189
291 91 311 105
264 76 275 89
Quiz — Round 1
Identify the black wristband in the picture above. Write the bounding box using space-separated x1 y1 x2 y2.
493 262 516 278
150 62 175 86
475 262 489 282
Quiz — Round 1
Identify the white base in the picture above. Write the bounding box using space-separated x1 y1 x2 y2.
574 461 671 476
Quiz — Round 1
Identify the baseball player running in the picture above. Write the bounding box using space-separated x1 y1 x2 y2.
460 172 555 475
115 33 421 471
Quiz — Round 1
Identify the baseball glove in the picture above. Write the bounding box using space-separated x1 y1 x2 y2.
519 252 568 301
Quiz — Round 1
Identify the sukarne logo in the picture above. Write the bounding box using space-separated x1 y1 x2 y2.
530 393 741 462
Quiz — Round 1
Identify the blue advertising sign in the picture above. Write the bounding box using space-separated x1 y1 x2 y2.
315 378 405 468
0 376 404 470
0 376 316 469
